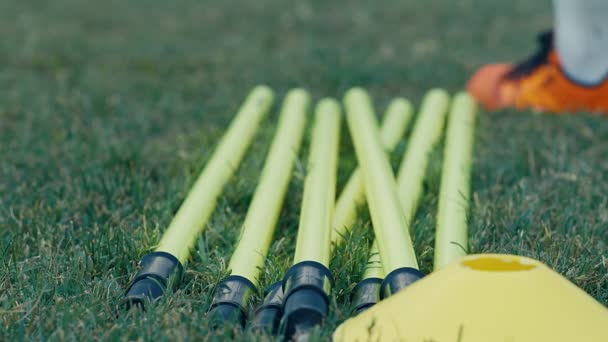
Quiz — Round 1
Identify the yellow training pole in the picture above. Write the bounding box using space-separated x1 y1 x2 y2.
123 86 274 308
331 98 412 315
292 100 341 266
362 89 450 279
331 98 413 249
280 99 341 337
344 88 422 292
156 86 275 263
434 93 476 270
362 241 384 278
228 89 309 282
396 89 450 228
256 96 398 335
349 89 449 312
207 89 309 327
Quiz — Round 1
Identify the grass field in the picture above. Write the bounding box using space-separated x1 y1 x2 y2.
1 0 607 340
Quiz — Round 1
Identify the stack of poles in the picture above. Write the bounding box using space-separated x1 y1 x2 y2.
344 89 450 312
123 86 274 308
342 90 476 315
249 97 413 336
208 94 343 338
331 93 478 341
121 84 476 338
206 89 309 326
342 88 433 311
278 99 341 338
330 98 414 250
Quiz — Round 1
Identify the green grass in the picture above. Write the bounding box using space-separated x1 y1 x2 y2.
1 0 607 340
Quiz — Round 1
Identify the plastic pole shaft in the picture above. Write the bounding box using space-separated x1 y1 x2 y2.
396 89 450 229
344 88 418 273
227 89 309 285
156 86 274 264
363 241 384 279
434 93 476 270
292 99 341 266
331 99 413 249
362 89 450 278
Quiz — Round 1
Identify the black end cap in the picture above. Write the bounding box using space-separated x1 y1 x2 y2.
380 267 424 299
207 275 256 329
249 281 284 335
122 252 183 311
282 288 327 337
208 303 247 329
351 277 382 314
280 261 334 338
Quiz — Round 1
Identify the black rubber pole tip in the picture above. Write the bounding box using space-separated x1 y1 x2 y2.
282 287 328 336
351 277 382 314
207 275 256 329
207 303 247 329
123 277 164 310
279 261 334 338
380 267 424 299
249 281 284 335
122 252 183 311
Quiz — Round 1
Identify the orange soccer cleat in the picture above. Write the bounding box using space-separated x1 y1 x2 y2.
467 31 608 114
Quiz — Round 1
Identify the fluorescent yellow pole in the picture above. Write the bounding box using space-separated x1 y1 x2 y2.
292 99 341 266
124 86 274 310
281 99 340 336
434 92 477 270
363 241 384 279
227 89 309 285
362 89 450 278
396 89 450 228
156 86 274 264
344 88 418 273
207 89 308 327
331 99 413 249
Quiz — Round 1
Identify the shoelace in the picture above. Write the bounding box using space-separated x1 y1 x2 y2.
507 30 554 79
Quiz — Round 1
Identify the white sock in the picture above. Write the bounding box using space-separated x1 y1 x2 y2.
554 0 608 85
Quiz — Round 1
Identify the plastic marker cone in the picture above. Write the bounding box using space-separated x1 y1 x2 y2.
344 88 423 309
122 86 274 309
206 89 309 328
334 254 608 342
279 99 341 338
331 98 413 249
349 89 450 312
434 92 476 270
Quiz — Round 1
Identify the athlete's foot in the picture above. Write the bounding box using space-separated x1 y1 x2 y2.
467 31 608 114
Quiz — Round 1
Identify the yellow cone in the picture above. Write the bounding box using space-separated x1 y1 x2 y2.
334 254 608 342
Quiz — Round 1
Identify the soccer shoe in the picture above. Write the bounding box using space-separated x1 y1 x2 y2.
467 31 608 114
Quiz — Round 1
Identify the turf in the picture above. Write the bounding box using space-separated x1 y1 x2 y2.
1 0 607 340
